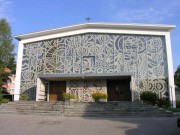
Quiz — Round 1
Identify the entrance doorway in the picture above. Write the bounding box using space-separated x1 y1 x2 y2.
49 81 66 101
107 79 131 101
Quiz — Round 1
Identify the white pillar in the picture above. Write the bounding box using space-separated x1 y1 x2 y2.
14 41 23 101
36 78 46 101
36 78 41 101
165 33 176 108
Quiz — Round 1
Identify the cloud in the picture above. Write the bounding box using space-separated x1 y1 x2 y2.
116 7 173 23
106 0 180 23
0 0 13 21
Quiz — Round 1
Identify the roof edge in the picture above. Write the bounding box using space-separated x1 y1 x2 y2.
14 22 176 41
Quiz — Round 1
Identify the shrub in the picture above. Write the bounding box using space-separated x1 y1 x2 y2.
0 89 3 102
92 92 108 100
0 98 9 103
19 94 29 101
62 92 76 100
157 97 170 108
140 91 158 105
176 100 180 108
166 107 180 112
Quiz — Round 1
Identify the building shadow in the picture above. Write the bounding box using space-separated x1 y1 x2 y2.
68 102 180 135
81 115 180 135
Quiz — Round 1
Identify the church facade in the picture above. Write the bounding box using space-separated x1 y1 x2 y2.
14 23 176 107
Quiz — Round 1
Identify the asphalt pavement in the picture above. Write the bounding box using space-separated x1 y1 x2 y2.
0 114 179 135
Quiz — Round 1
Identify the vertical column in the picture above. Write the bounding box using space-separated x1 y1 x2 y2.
14 41 24 101
131 76 134 102
36 78 41 101
165 33 176 108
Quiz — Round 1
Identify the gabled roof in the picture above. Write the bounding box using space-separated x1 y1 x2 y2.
14 22 175 41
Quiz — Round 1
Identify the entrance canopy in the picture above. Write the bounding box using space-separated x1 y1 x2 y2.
38 73 132 81
37 73 133 102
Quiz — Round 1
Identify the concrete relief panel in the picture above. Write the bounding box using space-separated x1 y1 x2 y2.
66 80 107 102
21 33 168 100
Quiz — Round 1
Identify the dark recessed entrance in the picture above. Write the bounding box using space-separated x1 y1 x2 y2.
107 79 131 101
49 81 66 101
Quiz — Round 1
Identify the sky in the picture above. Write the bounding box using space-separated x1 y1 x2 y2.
0 0 180 71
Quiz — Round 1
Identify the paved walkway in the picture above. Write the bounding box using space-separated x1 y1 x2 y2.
0 114 179 135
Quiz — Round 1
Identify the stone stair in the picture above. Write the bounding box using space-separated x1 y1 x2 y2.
0 101 176 117
0 102 17 114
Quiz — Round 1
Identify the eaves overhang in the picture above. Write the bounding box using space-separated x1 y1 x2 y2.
14 22 176 41
38 73 132 81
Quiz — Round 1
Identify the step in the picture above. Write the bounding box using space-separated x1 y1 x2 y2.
0 101 176 117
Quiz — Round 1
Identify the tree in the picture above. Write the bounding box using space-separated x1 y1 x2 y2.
174 65 180 87
0 18 15 102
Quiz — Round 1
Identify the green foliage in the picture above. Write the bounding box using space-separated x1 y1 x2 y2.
0 18 16 100
0 98 9 103
0 18 15 67
176 100 180 108
92 92 108 100
165 107 180 112
7 57 16 74
62 92 76 100
157 97 170 108
19 94 29 101
140 91 158 105
160 100 180 112
0 88 3 102
174 65 180 87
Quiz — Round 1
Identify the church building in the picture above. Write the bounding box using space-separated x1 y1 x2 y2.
14 23 176 107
